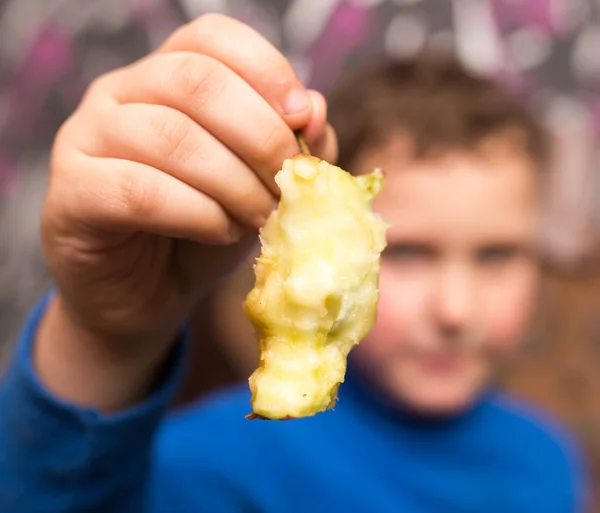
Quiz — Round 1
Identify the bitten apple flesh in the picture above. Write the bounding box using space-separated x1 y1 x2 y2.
244 154 388 420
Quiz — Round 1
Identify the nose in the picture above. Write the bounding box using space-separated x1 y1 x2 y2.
432 263 475 334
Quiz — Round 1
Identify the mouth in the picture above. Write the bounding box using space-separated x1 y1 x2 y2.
413 351 467 373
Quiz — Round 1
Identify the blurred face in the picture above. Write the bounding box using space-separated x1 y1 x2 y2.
350 137 541 417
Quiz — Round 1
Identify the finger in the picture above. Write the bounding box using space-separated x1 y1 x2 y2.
303 90 328 144
301 90 338 163
64 153 242 245
80 102 277 230
158 14 312 127
102 52 299 195
311 123 338 165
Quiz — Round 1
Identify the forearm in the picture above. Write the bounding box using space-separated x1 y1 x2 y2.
34 293 178 412
0 292 187 512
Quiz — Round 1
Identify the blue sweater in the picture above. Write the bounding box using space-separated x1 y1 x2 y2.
0 294 590 512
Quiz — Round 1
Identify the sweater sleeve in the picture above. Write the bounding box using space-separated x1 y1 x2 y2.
0 291 188 512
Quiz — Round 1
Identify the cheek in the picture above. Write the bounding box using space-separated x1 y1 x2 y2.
355 263 422 358
484 264 540 351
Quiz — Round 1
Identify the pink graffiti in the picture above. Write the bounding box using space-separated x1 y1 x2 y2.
308 0 375 94
0 157 18 197
491 0 558 36
4 25 75 141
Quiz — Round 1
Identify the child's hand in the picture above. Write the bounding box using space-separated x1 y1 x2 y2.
35 14 336 409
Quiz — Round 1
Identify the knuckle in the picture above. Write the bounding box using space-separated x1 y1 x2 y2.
150 109 193 167
86 72 114 98
112 103 142 133
85 76 105 98
257 125 289 162
115 104 193 167
81 71 123 112
193 12 231 32
52 116 75 155
51 116 86 176
116 168 167 219
171 53 224 105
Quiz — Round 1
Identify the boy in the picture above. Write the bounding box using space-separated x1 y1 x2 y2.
0 14 590 512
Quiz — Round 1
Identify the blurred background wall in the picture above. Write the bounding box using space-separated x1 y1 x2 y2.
0 0 599 507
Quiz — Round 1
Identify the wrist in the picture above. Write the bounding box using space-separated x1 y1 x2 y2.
33 294 180 412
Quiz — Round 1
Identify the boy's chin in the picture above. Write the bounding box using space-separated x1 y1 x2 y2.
396 388 480 419
384 369 489 419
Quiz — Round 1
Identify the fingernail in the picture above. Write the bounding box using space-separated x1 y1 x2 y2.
283 88 311 115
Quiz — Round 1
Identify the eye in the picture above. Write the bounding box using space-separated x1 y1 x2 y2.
478 245 519 265
384 244 435 262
